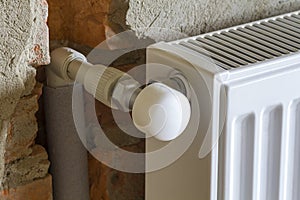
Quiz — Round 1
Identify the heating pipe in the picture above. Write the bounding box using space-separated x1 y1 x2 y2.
44 49 90 200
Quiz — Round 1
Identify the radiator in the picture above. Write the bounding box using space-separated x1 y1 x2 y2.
145 10 300 200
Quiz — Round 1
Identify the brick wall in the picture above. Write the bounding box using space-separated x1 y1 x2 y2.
0 0 52 199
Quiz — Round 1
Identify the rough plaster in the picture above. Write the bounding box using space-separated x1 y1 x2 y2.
126 0 300 41
0 0 31 120
0 0 49 189
0 0 49 119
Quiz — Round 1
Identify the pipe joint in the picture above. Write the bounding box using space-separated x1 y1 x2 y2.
48 47 87 86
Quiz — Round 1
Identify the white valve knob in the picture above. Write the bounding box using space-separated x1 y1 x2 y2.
132 83 191 141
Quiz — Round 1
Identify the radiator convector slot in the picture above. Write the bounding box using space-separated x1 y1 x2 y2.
177 12 300 70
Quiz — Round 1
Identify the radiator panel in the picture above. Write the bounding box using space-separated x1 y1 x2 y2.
222 63 300 200
146 10 300 200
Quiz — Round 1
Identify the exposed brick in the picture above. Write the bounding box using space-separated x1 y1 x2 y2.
2 145 50 189
88 143 145 200
4 84 42 163
0 175 52 200
85 89 145 200
48 0 110 47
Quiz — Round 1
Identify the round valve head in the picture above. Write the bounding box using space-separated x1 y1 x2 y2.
132 82 191 141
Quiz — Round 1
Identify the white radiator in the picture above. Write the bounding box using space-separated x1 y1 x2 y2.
145 10 300 200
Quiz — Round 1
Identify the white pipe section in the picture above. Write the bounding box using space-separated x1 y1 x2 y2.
47 47 191 141
45 48 91 200
44 84 90 200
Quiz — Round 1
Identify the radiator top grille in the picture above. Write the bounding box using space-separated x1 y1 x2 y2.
177 12 300 70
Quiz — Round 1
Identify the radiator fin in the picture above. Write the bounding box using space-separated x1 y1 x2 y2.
260 105 283 200
285 15 300 23
233 114 255 200
177 13 300 70
292 101 300 200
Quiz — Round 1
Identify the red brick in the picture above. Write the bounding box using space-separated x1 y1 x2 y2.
48 0 110 47
0 175 52 200
88 143 145 200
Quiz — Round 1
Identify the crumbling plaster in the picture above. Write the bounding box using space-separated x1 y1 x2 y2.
0 0 49 188
126 0 300 41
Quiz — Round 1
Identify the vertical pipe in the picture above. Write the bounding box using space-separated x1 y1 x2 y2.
44 84 90 200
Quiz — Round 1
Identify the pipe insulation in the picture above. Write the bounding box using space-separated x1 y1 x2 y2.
44 84 90 200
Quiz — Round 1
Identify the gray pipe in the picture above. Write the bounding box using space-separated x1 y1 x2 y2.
44 84 90 200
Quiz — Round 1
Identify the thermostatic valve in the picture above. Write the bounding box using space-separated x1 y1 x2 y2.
47 47 191 141
132 82 191 141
